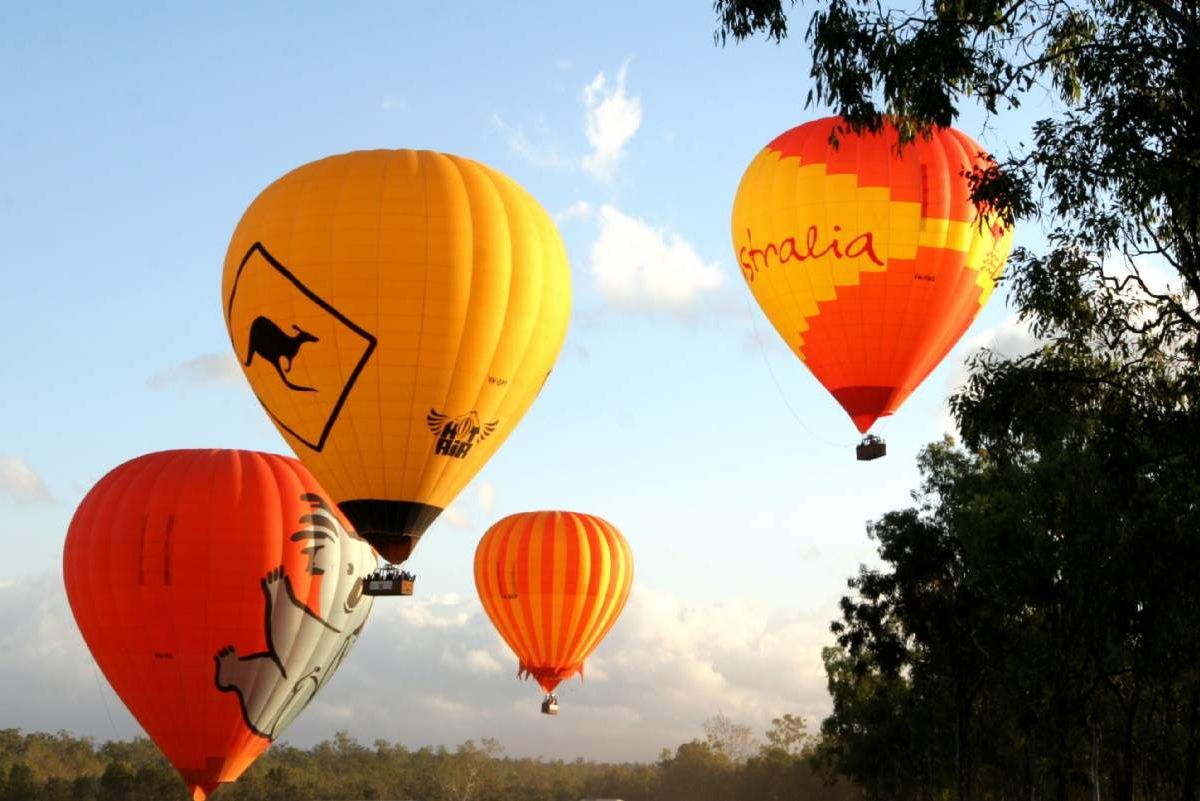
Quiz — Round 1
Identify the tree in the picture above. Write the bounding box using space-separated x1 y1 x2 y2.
98 761 136 801
716 1 1200 799
1 763 41 801
812 434 1200 800
702 713 761 764
434 738 503 801
656 740 734 801
763 713 809 757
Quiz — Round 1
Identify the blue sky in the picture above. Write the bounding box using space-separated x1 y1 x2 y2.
1 1 1042 760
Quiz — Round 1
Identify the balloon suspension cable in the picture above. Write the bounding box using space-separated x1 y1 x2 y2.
741 288 853 451
91 661 121 740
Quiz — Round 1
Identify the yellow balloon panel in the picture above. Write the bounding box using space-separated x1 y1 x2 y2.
223 151 571 562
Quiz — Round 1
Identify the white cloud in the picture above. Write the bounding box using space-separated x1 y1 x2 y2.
589 205 724 312
477 481 496 514
443 645 505 677
582 61 642 181
444 504 471 529
554 200 593 223
0 574 140 739
148 352 243 389
0 575 839 762
0 457 53 504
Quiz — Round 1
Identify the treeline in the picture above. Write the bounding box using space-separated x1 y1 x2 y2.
0 718 860 801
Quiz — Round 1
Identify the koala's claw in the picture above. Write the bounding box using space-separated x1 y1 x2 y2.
214 645 240 689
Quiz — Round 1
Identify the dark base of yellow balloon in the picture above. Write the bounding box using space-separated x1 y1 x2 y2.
339 499 443 564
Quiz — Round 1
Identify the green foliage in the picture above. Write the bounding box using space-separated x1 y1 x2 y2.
713 0 792 45
715 0 1200 798
812 435 1200 800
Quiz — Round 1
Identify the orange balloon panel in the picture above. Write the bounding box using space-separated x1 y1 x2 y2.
63 450 376 801
221 150 571 564
474 511 633 695
731 117 1013 432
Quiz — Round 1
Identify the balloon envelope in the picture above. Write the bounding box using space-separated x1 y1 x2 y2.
63 449 376 800
474 511 633 695
222 150 571 563
731 117 1013 432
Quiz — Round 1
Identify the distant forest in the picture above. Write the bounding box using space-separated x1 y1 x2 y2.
0 715 860 801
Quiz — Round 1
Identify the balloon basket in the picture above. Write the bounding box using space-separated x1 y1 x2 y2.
541 695 560 716
856 435 886 461
363 566 415 597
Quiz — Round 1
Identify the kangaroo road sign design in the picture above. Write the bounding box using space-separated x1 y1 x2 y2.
225 243 377 451
243 316 320 392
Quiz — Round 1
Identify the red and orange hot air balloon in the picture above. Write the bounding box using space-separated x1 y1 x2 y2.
474 511 633 715
731 117 1013 457
64 450 377 800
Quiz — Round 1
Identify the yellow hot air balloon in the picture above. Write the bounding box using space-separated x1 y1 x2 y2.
222 151 571 565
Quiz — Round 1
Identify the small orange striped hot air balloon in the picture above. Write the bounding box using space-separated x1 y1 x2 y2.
731 117 1013 458
64 450 376 800
474 511 633 715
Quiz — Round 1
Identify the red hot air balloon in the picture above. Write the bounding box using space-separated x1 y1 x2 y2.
63 450 376 800
731 117 1014 455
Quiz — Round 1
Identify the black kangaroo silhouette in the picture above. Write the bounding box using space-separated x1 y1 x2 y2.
244 316 320 392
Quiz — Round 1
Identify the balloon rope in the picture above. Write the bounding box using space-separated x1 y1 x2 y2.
741 287 853 451
91 661 122 740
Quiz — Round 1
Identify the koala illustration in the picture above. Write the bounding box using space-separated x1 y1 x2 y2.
214 493 376 740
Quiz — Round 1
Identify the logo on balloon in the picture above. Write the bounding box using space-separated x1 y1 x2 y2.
226 243 377 451
426 409 499 459
214 492 369 741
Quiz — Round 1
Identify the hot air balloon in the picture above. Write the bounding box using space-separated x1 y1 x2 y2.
474 511 633 714
731 117 1013 459
64 449 376 801
222 150 571 572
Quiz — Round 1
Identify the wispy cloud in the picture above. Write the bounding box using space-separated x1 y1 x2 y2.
0 457 53 504
588 204 723 313
491 114 571 169
148 353 243 389
554 200 593 223
582 60 642 181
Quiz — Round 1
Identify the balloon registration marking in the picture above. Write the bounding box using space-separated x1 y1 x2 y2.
226 242 378 451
